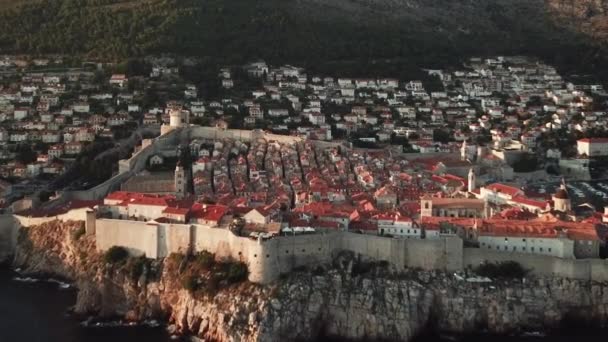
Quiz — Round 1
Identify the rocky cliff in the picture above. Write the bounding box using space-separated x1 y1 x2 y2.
12 220 608 341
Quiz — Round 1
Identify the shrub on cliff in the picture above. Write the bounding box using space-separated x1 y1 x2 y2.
226 262 248 284
104 246 129 265
474 261 528 279
195 251 215 270
126 256 149 282
181 274 199 293
71 224 86 241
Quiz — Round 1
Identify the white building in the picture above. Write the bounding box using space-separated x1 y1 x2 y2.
13 108 29 120
577 138 608 157
478 233 573 258
376 214 418 238
479 183 524 205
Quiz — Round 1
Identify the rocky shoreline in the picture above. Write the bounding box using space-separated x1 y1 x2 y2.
8 220 608 341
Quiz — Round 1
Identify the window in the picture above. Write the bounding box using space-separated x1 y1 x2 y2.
531 247 534 252
540 248 543 252
548 248 552 252
522 238 526 242
513 246 516 251
504 246 507 251
522 247 526 251
266 254 270 258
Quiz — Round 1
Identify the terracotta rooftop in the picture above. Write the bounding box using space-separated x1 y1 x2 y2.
485 183 522 197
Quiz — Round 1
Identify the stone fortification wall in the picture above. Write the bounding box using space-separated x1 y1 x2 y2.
63 128 178 201
337 234 463 272
463 248 608 282
96 216 608 284
64 171 132 201
96 219 160 258
14 207 90 227
339 233 404 267
158 223 192 257
7 210 608 284
187 126 303 145
264 233 337 275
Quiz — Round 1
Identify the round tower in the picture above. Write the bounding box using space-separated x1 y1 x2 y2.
169 108 182 127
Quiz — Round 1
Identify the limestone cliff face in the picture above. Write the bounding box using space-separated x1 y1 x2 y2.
12 220 608 341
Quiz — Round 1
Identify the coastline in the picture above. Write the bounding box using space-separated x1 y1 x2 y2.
7 219 608 342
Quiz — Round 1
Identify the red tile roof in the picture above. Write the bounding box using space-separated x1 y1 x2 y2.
485 183 522 197
510 196 549 209
578 138 608 143
191 203 229 222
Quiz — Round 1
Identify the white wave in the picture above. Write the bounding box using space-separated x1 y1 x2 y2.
12 276 39 283
81 318 162 329
12 275 72 289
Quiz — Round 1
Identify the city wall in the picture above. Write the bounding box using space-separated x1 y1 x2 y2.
0 210 606 284
96 219 162 258
64 127 179 201
463 248 608 282
13 207 90 227
94 218 466 284
187 126 305 145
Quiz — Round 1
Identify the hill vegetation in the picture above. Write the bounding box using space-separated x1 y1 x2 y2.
0 0 607 79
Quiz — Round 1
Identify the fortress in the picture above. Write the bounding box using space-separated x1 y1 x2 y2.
0 202 607 284
1 125 607 284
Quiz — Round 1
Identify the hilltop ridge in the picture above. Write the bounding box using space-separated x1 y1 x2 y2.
0 0 606 72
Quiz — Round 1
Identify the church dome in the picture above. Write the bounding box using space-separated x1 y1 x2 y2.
554 188 569 199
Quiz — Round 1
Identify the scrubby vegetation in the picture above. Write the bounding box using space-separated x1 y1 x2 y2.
1 0 608 83
125 255 152 282
170 251 249 298
70 224 86 241
474 261 529 279
104 246 129 265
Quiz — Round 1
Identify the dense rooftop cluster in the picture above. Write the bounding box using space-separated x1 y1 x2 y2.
2 54 608 261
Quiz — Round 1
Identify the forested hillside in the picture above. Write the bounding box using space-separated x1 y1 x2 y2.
0 0 607 77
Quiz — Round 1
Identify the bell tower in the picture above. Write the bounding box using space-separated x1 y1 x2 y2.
420 195 433 217
175 162 187 198
461 140 467 161
468 168 476 193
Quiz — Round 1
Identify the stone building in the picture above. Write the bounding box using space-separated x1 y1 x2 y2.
420 195 489 218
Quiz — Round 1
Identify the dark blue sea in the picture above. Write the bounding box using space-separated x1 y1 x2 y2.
0 269 176 342
1 268 606 342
